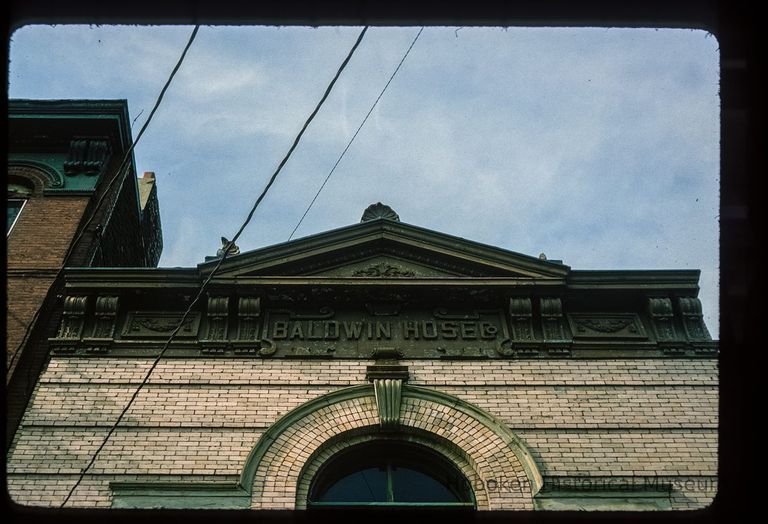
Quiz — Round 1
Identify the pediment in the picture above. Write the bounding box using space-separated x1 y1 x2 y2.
199 219 570 280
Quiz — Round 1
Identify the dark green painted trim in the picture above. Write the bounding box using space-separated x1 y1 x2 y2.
534 490 673 511
8 159 65 188
198 219 571 279
9 99 134 155
209 277 565 286
568 269 701 290
110 481 249 509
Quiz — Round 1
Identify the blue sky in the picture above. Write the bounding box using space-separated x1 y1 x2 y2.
7 25 720 337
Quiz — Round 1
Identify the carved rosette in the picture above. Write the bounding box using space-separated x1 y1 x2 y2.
373 378 403 428
648 297 677 341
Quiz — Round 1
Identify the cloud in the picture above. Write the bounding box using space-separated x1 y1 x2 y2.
8 25 720 336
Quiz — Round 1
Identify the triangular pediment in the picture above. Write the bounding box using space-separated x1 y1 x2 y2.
199 219 570 280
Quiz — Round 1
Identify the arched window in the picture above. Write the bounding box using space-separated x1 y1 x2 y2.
308 440 475 508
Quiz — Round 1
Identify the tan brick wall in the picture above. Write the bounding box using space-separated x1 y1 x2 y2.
7 357 718 510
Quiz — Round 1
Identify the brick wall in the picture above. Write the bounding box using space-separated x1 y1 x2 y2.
6 166 90 366
6 357 718 510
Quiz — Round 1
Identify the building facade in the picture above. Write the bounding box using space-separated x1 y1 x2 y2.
6 100 162 445
6 202 718 511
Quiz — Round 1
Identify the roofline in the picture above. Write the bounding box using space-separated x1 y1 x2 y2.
198 218 571 278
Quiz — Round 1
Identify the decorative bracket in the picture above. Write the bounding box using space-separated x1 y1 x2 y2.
540 297 567 341
648 297 677 341
678 297 711 341
63 138 112 176
49 295 88 355
508 297 535 341
56 296 88 339
91 295 119 338
204 295 229 341
366 365 409 428
372 379 403 428
81 295 119 354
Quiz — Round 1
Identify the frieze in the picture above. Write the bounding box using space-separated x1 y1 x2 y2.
259 306 511 358
122 312 201 338
47 299 716 359
567 313 647 340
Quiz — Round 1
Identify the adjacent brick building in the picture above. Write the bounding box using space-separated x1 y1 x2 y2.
6 198 718 511
6 99 162 445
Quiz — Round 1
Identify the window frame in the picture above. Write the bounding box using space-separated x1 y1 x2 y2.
307 440 476 509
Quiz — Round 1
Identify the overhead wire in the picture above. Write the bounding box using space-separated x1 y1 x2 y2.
288 27 424 241
7 25 200 375
59 25 369 507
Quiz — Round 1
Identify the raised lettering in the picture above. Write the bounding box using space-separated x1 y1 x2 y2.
289 322 304 340
460 321 477 339
422 320 438 340
273 321 288 339
375 321 391 340
441 321 458 339
480 322 498 339
343 321 363 340
325 320 339 340
403 321 419 339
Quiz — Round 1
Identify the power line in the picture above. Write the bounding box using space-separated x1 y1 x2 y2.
7 25 200 375
288 27 424 241
52 23 200 505
59 25 369 507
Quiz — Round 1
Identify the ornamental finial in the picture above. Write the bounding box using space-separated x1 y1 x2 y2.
361 202 400 222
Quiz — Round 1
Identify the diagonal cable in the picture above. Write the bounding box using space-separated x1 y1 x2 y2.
288 27 423 240
59 25 368 507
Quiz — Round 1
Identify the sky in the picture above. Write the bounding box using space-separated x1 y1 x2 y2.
7 25 720 337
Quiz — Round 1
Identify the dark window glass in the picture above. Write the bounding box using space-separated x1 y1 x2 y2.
309 440 474 507
391 465 459 502
317 466 388 503
8 199 25 233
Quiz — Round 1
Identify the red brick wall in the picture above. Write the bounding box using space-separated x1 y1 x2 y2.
6 166 89 369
